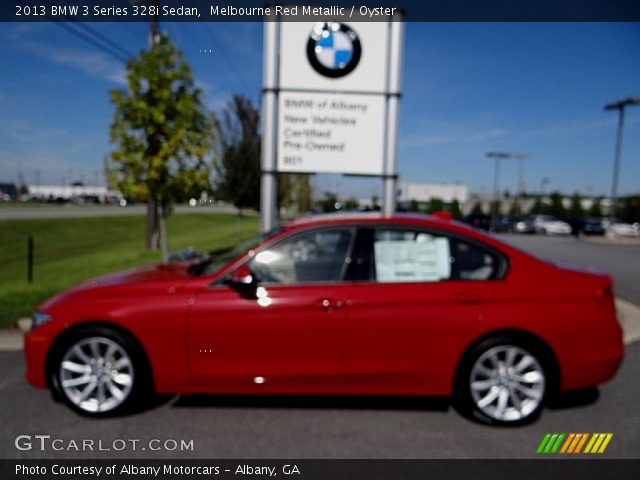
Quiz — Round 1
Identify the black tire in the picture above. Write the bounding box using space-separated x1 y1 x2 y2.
453 335 552 426
50 327 152 417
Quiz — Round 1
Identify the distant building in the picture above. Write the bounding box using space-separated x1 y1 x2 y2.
398 182 469 205
27 185 122 203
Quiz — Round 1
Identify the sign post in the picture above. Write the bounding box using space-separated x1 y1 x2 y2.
260 15 404 231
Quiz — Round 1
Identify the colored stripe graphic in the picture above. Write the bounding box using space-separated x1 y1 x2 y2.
585 433 614 454
537 433 564 454
538 433 613 454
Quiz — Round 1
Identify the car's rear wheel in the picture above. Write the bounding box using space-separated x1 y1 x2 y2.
455 338 549 425
52 328 150 417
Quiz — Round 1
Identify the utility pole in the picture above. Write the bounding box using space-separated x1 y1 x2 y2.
486 151 528 216
604 96 640 220
514 153 528 213
146 0 160 250
485 151 510 216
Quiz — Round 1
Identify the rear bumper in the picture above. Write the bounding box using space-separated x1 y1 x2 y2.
560 346 624 392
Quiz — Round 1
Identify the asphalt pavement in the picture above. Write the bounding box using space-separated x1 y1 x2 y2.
0 342 638 459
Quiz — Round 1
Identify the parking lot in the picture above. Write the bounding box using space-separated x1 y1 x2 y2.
1 234 639 459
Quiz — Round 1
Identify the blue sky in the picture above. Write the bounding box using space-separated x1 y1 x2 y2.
0 22 639 199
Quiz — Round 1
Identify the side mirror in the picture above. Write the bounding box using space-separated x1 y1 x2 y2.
225 265 257 298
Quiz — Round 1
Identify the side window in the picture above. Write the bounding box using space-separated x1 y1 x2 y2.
373 229 452 282
249 229 353 284
451 240 497 280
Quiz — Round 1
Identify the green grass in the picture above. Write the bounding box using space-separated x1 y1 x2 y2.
0 213 258 328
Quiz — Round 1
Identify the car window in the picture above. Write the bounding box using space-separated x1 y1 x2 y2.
249 229 353 284
370 228 498 283
452 240 497 280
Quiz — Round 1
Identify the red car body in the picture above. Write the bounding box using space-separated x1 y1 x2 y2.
24 214 623 404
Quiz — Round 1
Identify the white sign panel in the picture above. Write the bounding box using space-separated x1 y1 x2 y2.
277 91 385 175
374 238 451 283
278 22 391 94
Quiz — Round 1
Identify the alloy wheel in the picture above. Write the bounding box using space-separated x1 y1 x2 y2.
59 336 134 413
469 345 545 422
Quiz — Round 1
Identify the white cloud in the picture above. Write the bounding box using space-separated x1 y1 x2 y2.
46 49 126 85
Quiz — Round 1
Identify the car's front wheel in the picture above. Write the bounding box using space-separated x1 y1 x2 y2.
51 328 150 417
455 338 549 425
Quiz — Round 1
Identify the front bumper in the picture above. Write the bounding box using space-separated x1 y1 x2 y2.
23 329 51 388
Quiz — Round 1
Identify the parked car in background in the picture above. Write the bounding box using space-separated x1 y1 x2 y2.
489 215 513 233
565 218 605 236
512 216 537 234
462 213 491 231
603 218 639 237
25 213 623 425
531 215 572 235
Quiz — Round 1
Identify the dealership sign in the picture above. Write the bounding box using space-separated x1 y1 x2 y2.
260 14 404 229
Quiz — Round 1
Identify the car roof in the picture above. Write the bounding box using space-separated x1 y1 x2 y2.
285 211 453 229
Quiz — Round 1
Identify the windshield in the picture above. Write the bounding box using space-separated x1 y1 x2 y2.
188 226 283 277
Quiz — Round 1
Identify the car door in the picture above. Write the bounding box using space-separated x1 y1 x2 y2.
345 226 502 394
186 227 354 391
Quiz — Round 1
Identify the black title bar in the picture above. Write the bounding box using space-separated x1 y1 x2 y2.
4 1 640 22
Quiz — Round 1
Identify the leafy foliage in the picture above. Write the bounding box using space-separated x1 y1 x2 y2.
214 95 261 212
107 34 216 204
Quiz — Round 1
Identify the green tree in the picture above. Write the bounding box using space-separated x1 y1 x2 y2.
214 95 261 214
344 197 359 210
470 202 484 215
319 192 339 212
107 33 215 261
490 200 502 216
588 197 603 217
545 192 566 217
449 199 463 219
529 197 544 215
426 197 444 214
408 199 420 212
508 201 522 216
278 174 313 216
619 195 640 223
568 193 585 218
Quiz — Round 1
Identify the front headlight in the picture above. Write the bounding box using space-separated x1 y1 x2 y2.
31 311 52 329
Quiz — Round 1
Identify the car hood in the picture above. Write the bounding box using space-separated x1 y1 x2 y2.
38 262 193 310
78 262 192 288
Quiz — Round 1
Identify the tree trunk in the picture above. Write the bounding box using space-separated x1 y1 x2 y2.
146 198 159 250
159 200 169 264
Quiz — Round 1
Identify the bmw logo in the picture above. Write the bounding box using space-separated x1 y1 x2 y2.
306 23 362 79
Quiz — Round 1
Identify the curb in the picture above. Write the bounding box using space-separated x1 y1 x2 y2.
1 299 639 352
580 235 640 246
616 298 640 345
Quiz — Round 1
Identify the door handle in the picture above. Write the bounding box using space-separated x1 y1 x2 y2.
318 298 346 310
451 292 483 304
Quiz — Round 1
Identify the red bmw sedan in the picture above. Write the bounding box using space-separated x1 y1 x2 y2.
24 213 623 425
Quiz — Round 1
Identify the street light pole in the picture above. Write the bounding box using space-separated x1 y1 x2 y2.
604 96 640 220
485 151 527 216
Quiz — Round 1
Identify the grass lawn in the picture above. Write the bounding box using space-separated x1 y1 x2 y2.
0 213 258 328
